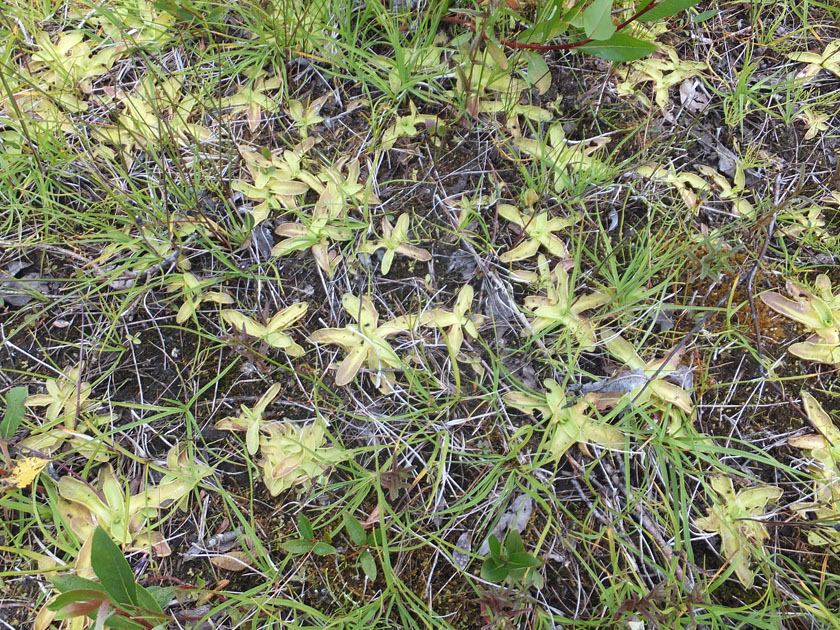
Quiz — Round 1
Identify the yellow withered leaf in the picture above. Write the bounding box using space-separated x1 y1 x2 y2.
4 457 50 488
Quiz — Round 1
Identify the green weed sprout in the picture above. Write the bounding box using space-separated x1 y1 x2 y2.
760 274 840 364
56 443 212 555
694 475 782 588
45 527 174 630
215 383 283 455
310 294 409 393
220 302 308 356
504 379 624 461
359 213 431 275
481 530 542 588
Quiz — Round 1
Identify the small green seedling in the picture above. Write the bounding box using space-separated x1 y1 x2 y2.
512 123 610 193
220 302 308 356
258 416 344 496
760 274 840 364
694 475 782 588
166 272 233 324
481 530 542 589
596 330 695 434
280 513 338 557
788 40 840 80
789 391 840 548
359 213 431 275
343 512 378 581
272 185 363 277
57 443 212 555
504 379 624 461
25 365 94 429
497 204 577 263
310 294 409 393
215 383 283 455
515 255 608 350
46 527 174 630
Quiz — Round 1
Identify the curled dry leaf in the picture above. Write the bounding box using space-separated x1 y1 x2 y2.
594 329 695 434
209 551 254 571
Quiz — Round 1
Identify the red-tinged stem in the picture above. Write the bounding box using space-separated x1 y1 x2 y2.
441 0 665 52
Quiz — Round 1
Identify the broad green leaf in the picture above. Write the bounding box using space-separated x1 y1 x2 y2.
298 514 314 539
519 0 572 43
48 589 109 613
505 530 526 555
52 575 108 594
281 539 315 554
344 513 367 546
1 386 28 439
638 0 703 22
487 534 502 557
134 584 164 614
359 549 377 581
508 551 542 569
480 557 508 582
146 586 175 611
578 32 657 62
312 542 337 556
693 9 719 22
91 527 137 606
582 0 616 40
525 52 552 95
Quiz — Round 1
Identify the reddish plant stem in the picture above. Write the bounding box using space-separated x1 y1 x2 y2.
440 0 665 51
